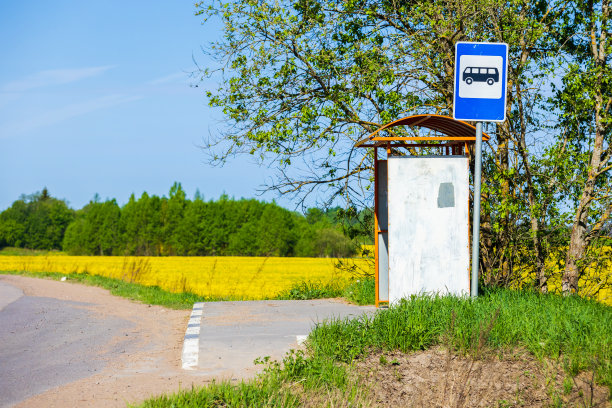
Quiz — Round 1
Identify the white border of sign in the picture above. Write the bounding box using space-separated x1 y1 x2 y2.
453 41 508 122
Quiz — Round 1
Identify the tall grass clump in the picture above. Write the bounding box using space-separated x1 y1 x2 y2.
342 277 375 305
275 277 375 305
275 280 343 300
308 288 612 391
135 378 300 408
136 352 364 407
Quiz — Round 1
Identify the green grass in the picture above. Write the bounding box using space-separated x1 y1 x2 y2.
342 278 375 305
308 288 612 387
134 378 300 408
275 277 375 305
135 350 361 408
0 247 66 256
275 280 343 300
135 288 611 407
0 270 216 309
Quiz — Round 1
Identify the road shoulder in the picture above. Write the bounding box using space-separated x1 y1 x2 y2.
0 280 23 311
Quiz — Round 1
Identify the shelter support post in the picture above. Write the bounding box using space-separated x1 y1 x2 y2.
374 148 379 307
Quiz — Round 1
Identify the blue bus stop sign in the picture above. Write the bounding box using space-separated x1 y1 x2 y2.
453 42 508 122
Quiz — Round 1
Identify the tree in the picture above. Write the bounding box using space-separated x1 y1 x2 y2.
256 204 296 256
0 190 74 250
62 199 121 255
228 221 260 255
161 182 188 255
196 0 564 289
174 198 211 255
554 0 612 294
120 192 163 256
62 218 87 254
0 200 28 248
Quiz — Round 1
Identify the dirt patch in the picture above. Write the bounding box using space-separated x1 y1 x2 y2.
0 275 219 408
356 347 610 407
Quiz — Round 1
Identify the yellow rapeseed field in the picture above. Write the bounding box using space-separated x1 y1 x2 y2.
544 249 611 306
0 255 370 299
0 253 608 305
509 247 611 306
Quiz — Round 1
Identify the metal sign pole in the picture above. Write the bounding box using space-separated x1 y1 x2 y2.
471 122 483 298
454 42 508 298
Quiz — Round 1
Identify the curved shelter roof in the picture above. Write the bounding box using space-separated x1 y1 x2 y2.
355 114 490 148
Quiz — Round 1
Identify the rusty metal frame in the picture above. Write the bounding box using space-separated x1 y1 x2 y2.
358 115 490 307
355 114 490 149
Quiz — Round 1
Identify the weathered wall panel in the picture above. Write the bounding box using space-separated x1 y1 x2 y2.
388 156 469 303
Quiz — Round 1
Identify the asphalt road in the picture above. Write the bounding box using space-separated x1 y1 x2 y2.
0 281 135 408
195 299 376 378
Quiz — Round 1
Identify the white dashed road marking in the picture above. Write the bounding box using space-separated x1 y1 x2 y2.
181 302 204 370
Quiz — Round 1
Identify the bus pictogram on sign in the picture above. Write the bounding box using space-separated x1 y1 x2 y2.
462 67 499 85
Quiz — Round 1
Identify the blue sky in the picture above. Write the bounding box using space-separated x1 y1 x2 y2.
0 1 285 211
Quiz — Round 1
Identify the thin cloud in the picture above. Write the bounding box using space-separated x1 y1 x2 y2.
148 72 188 85
2 66 115 93
0 94 142 137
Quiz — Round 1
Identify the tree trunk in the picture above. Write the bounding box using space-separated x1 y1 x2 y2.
497 124 511 281
563 204 590 293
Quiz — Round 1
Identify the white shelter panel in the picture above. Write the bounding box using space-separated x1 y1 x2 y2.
388 156 469 303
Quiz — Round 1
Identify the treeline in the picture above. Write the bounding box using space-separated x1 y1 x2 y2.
0 184 359 257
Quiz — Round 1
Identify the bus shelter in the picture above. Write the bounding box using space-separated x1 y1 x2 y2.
355 114 490 307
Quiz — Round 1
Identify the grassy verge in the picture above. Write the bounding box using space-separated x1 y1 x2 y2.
342 278 375 305
275 280 343 300
0 247 65 256
275 277 375 305
0 270 217 309
309 289 611 384
135 288 611 407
